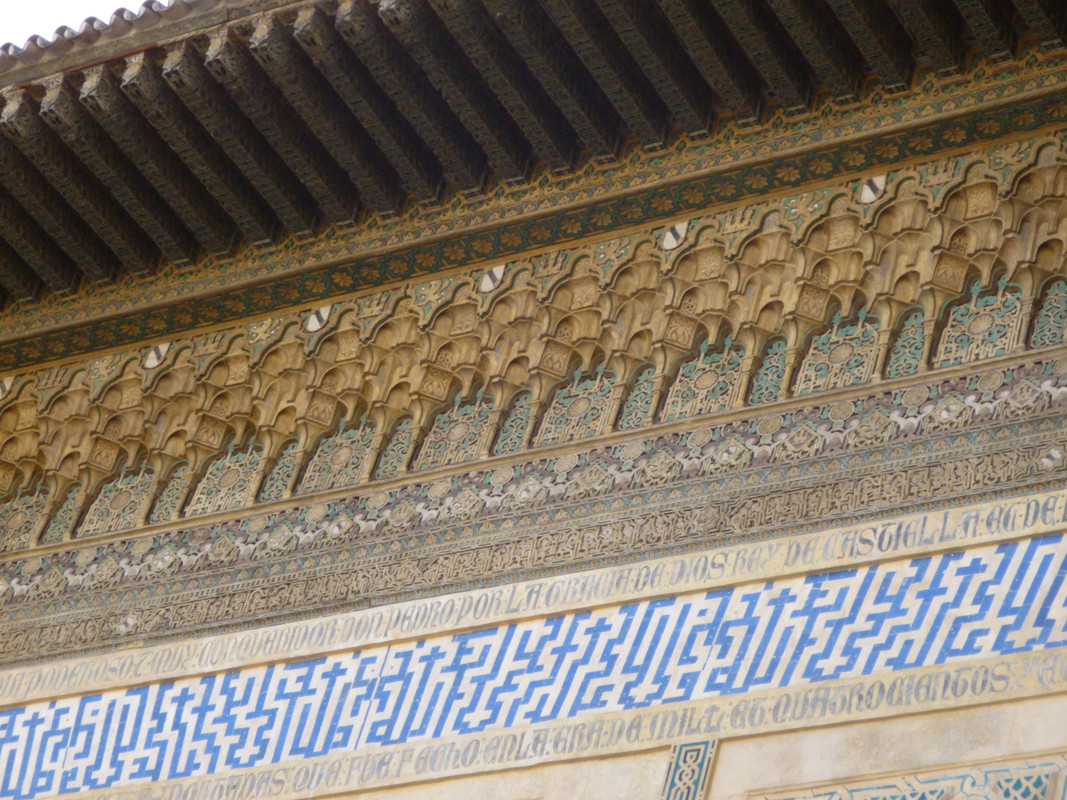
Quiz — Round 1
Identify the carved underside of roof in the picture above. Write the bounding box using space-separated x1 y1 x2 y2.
0 131 1067 659
0 132 1062 550
0 0 1061 303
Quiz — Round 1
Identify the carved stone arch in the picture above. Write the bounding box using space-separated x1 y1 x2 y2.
1029 273 1067 348
187 390 241 467
997 138 1064 200
86 355 143 410
147 458 192 525
479 273 539 333
546 272 609 319
605 258 663 329
933 270 1025 368
182 432 262 519
368 381 415 433
296 365 356 442
943 171 1000 225
364 296 420 355
415 348 466 409
1012 161 1061 208
532 360 620 448
658 323 744 422
483 322 539 387
603 235 658 282
412 386 495 471
373 413 415 479
492 387 534 456
0 469 48 553
734 263 793 336
298 409 376 496
749 334 789 405
666 223 725 281
252 372 302 434
248 319 303 370
615 360 657 431
76 449 156 540
257 432 303 503
0 430 36 497
793 303 880 396
83 408 145 489
425 337 483 393
193 332 249 384
143 342 195 395
0 376 37 424
432 295 484 345
39 480 83 545
1011 245 1063 300
37 367 89 423
869 191 933 240
304 304 359 362
539 311 600 377
672 238 729 288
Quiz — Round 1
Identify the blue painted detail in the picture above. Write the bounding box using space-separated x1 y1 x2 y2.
2 534 1067 799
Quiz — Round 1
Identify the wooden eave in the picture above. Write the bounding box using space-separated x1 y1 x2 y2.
0 0 1061 305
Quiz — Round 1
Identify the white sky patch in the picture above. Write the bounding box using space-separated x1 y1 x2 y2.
1 2 142 47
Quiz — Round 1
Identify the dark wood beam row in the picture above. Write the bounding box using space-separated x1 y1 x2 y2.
164 41 320 239
335 0 485 188
2 90 159 278
541 0 668 143
118 55 258 251
293 7 444 199
0 0 1058 305
209 27 367 224
40 78 200 267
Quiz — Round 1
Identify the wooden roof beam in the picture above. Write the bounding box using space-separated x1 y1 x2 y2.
334 0 485 190
162 41 320 240
0 237 42 303
0 131 115 285
708 0 811 111
292 6 444 199
886 0 968 73
950 0 1014 58
0 187 78 293
377 0 530 180
821 0 913 90
248 17 406 217
1012 0 1064 45
764 0 864 97
483 0 621 156
1 90 152 279
117 56 265 252
427 0 577 171
594 0 715 131
540 0 668 144
40 77 199 268
653 0 763 123
205 27 366 225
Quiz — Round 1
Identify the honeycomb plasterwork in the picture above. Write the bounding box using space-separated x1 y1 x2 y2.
2 347 1067 663
0 135 1066 552
2 57 1067 361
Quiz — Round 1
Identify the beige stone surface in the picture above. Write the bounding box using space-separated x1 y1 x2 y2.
710 693 1067 800
348 749 668 800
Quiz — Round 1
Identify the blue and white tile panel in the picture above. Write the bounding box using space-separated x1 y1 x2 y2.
2 535 1067 800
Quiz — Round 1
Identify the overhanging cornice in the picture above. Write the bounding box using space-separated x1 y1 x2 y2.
0 0 1061 324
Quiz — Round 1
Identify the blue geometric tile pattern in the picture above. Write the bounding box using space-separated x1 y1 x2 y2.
2 535 1066 800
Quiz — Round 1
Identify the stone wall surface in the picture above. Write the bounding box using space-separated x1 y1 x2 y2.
2 46 1067 800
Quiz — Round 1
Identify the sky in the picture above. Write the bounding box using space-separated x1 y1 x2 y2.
2 1 141 47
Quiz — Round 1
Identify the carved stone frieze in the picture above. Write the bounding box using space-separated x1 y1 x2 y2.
2 351 1066 664
0 133 1064 551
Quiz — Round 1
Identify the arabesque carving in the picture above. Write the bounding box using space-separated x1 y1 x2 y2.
0 133 1066 551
